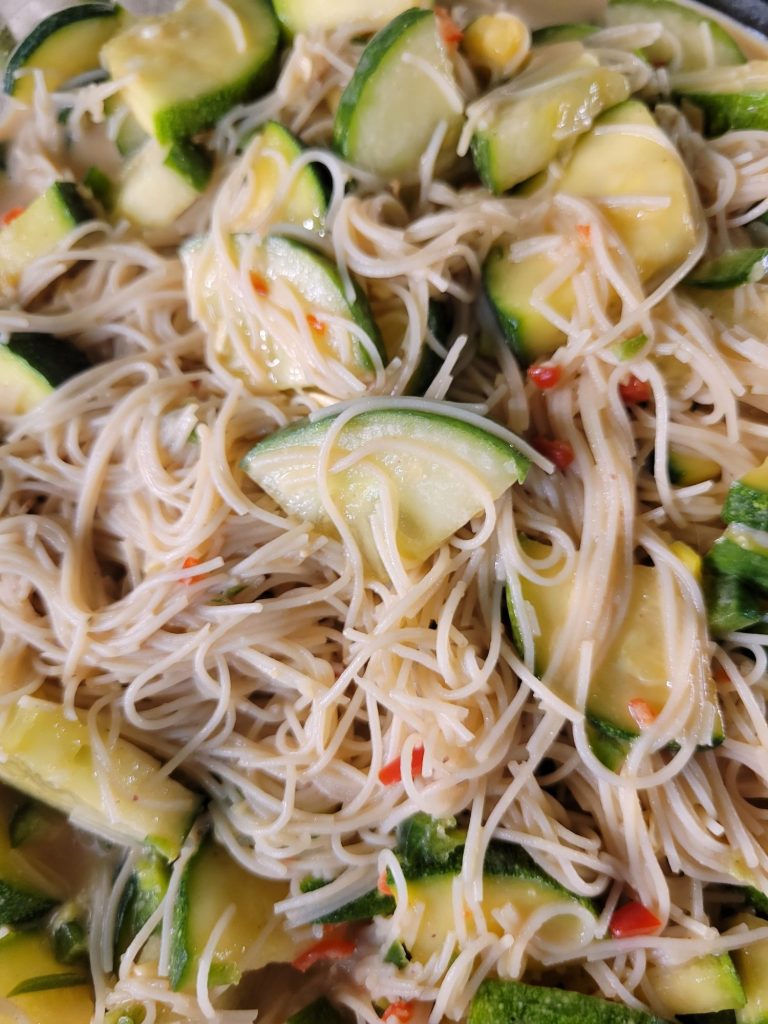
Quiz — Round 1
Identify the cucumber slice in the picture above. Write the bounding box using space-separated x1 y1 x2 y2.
532 23 598 45
732 913 768 1024
235 121 328 232
471 53 630 193
558 100 697 286
0 182 93 298
724 459 768 531
334 9 463 182
707 526 768 592
604 0 745 71
0 930 93 1024
274 0 427 37
115 139 212 229
507 538 721 743
185 233 383 392
115 849 170 957
169 836 297 991
0 333 91 417
672 62 768 135
704 570 764 636
649 954 745 1016
469 979 666 1024
241 405 529 576
668 447 721 486
687 249 768 289
0 697 201 860
102 0 280 144
4 3 124 105
483 247 573 365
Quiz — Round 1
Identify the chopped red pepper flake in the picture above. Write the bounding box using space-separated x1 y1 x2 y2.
619 374 652 405
181 555 204 585
1 206 24 226
306 313 327 336
435 6 463 46
576 223 591 244
383 1002 414 1023
292 929 356 972
249 271 269 296
378 745 424 786
532 437 575 471
628 698 657 729
609 900 661 938
713 663 731 685
378 869 393 897
527 363 562 390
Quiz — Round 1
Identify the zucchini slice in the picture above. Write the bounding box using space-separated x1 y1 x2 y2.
333 9 463 182
169 836 297 991
469 979 667 1024
241 405 529 577
0 931 92 1024
115 139 212 229
604 0 745 71
273 0 428 37
184 233 384 393
101 0 280 144
507 538 721 744
0 697 201 860
4 3 124 105
708 525 768 592
532 23 598 45
704 570 765 636
471 53 630 194
724 458 768 531
647 954 745 1015
731 913 768 1024
667 447 721 486
115 849 170 957
0 182 93 299
234 121 329 232
0 333 91 417
673 61 768 135
0 790 63 926
687 248 768 289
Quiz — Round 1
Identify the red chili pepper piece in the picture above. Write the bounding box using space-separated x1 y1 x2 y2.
628 698 657 729
619 374 652 405
378 745 424 786
249 271 269 296
306 313 327 336
292 930 356 973
527 363 562 390
1 206 24 226
378 869 393 896
610 900 661 938
181 556 204 585
532 437 575 471
383 1002 414 1023
436 6 463 45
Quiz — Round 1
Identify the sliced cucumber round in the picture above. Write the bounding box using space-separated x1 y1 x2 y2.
471 53 630 194
4 3 124 105
0 333 91 417
604 0 745 71
273 0 426 37
241 404 529 576
102 0 280 144
672 61 768 135
333 9 463 182
235 121 329 232
687 248 768 289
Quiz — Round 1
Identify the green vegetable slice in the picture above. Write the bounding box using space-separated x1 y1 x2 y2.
334 9 463 181
468 979 667 1024
102 0 280 143
724 458 768 531
273 0 429 37
0 333 91 417
0 930 94 1024
672 61 768 135
648 954 745 1016
687 249 768 289
241 405 529 577
114 139 212 230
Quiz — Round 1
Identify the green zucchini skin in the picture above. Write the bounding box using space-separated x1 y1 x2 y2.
704 568 764 635
4 334 90 391
677 92 768 136
468 979 668 1024
707 537 768 591
687 248 768 289
724 482 768 531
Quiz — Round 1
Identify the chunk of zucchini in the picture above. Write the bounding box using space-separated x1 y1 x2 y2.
0 333 91 417
241 405 529 577
532 23 598 45
0 182 92 298
273 0 429 37
687 249 768 289
724 459 768 531
471 52 629 193
668 447 721 486
101 0 280 144
0 930 93 1024
648 954 745 1016
707 526 768 592
169 835 297 991
469 979 666 1024
115 139 212 229
334 9 463 181
673 62 768 135
4 3 124 105
0 697 201 860
604 0 745 71
234 121 329 232
731 913 768 1024
704 570 765 636
115 849 170 957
